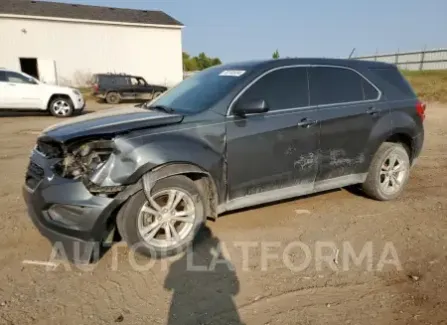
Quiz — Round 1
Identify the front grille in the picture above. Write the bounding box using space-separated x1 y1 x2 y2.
25 161 44 189
36 140 63 158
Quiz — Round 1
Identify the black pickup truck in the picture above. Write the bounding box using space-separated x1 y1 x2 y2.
92 73 167 104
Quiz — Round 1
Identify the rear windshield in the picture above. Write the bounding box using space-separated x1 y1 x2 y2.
369 67 416 100
150 66 252 114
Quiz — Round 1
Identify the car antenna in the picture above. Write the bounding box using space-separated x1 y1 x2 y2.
348 48 356 59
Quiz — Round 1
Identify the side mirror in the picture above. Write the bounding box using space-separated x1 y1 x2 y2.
233 98 269 117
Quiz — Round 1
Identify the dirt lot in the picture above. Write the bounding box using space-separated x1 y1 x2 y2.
0 102 446 325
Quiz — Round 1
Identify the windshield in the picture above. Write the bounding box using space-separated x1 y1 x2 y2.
149 66 251 114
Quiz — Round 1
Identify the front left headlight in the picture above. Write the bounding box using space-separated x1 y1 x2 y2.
72 89 82 96
56 140 115 179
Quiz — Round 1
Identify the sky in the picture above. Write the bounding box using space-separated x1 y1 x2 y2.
51 0 447 63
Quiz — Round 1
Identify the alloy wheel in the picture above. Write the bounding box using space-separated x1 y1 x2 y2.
379 153 408 195
52 100 71 116
137 189 196 248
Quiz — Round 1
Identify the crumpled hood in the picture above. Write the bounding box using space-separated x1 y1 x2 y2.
41 106 184 143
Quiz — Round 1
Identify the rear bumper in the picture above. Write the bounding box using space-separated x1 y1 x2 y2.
411 130 424 166
22 150 121 264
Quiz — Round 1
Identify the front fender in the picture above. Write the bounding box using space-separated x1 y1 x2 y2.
91 131 226 200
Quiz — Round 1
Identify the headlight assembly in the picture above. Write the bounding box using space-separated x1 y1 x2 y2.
72 89 82 96
57 140 115 179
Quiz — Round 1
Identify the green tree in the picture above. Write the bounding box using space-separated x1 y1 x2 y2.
182 51 222 71
272 49 280 59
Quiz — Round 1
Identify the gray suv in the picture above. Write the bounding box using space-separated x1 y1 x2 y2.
23 58 425 263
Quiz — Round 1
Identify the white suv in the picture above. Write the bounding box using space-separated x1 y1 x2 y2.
0 69 85 117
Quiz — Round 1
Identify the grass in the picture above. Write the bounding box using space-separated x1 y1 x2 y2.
402 70 447 103
78 87 94 100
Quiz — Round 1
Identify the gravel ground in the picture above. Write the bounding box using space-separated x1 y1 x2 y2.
0 102 446 325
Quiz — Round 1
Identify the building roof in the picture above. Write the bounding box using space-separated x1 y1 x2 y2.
0 0 183 26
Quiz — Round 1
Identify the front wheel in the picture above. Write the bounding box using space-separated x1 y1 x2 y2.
117 175 206 258
362 142 411 201
48 97 74 117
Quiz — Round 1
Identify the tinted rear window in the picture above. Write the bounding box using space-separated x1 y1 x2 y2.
0 71 6 82
369 67 415 100
309 67 367 105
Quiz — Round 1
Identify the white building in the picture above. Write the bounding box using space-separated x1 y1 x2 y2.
0 0 184 87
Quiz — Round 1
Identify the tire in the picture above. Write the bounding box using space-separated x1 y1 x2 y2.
362 142 411 201
106 92 120 104
48 97 74 117
117 175 206 258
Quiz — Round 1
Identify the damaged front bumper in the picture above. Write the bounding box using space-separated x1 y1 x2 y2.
22 149 133 264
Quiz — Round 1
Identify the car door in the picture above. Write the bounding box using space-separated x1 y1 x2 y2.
226 66 321 200
308 66 385 183
128 77 144 100
4 71 42 109
138 77 154 100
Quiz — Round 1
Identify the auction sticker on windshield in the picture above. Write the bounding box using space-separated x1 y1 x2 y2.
219 70 246 77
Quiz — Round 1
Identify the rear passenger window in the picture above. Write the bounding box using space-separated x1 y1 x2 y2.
309 67 373 105
237 67 309 111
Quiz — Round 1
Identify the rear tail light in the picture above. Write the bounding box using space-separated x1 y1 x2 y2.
416 101 426 121
92 83 99 93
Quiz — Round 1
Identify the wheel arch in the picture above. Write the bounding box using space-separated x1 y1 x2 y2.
364 110 420 171
46 93 73 110
141 162 219 220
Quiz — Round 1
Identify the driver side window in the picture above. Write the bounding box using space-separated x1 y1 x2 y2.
5 71 34 84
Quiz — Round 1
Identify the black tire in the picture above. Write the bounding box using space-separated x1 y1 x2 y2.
117 175 206 258
106 92 120 104
362 142 411 201
48 97 74 117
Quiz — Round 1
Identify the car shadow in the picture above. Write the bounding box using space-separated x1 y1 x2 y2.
94 98 148 105
164 226 244 325
0 109 94 117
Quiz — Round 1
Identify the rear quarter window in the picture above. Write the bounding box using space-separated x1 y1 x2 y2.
369 67 416 100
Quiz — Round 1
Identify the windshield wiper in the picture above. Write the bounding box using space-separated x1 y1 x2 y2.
147 105 175 114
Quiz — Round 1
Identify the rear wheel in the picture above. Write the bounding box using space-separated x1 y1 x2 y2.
117 175 206 257
48 97 74 117
362 142 411 201
106 92 120 104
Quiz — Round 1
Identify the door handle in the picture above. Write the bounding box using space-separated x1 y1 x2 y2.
297 118 318 128
366 107 378 115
